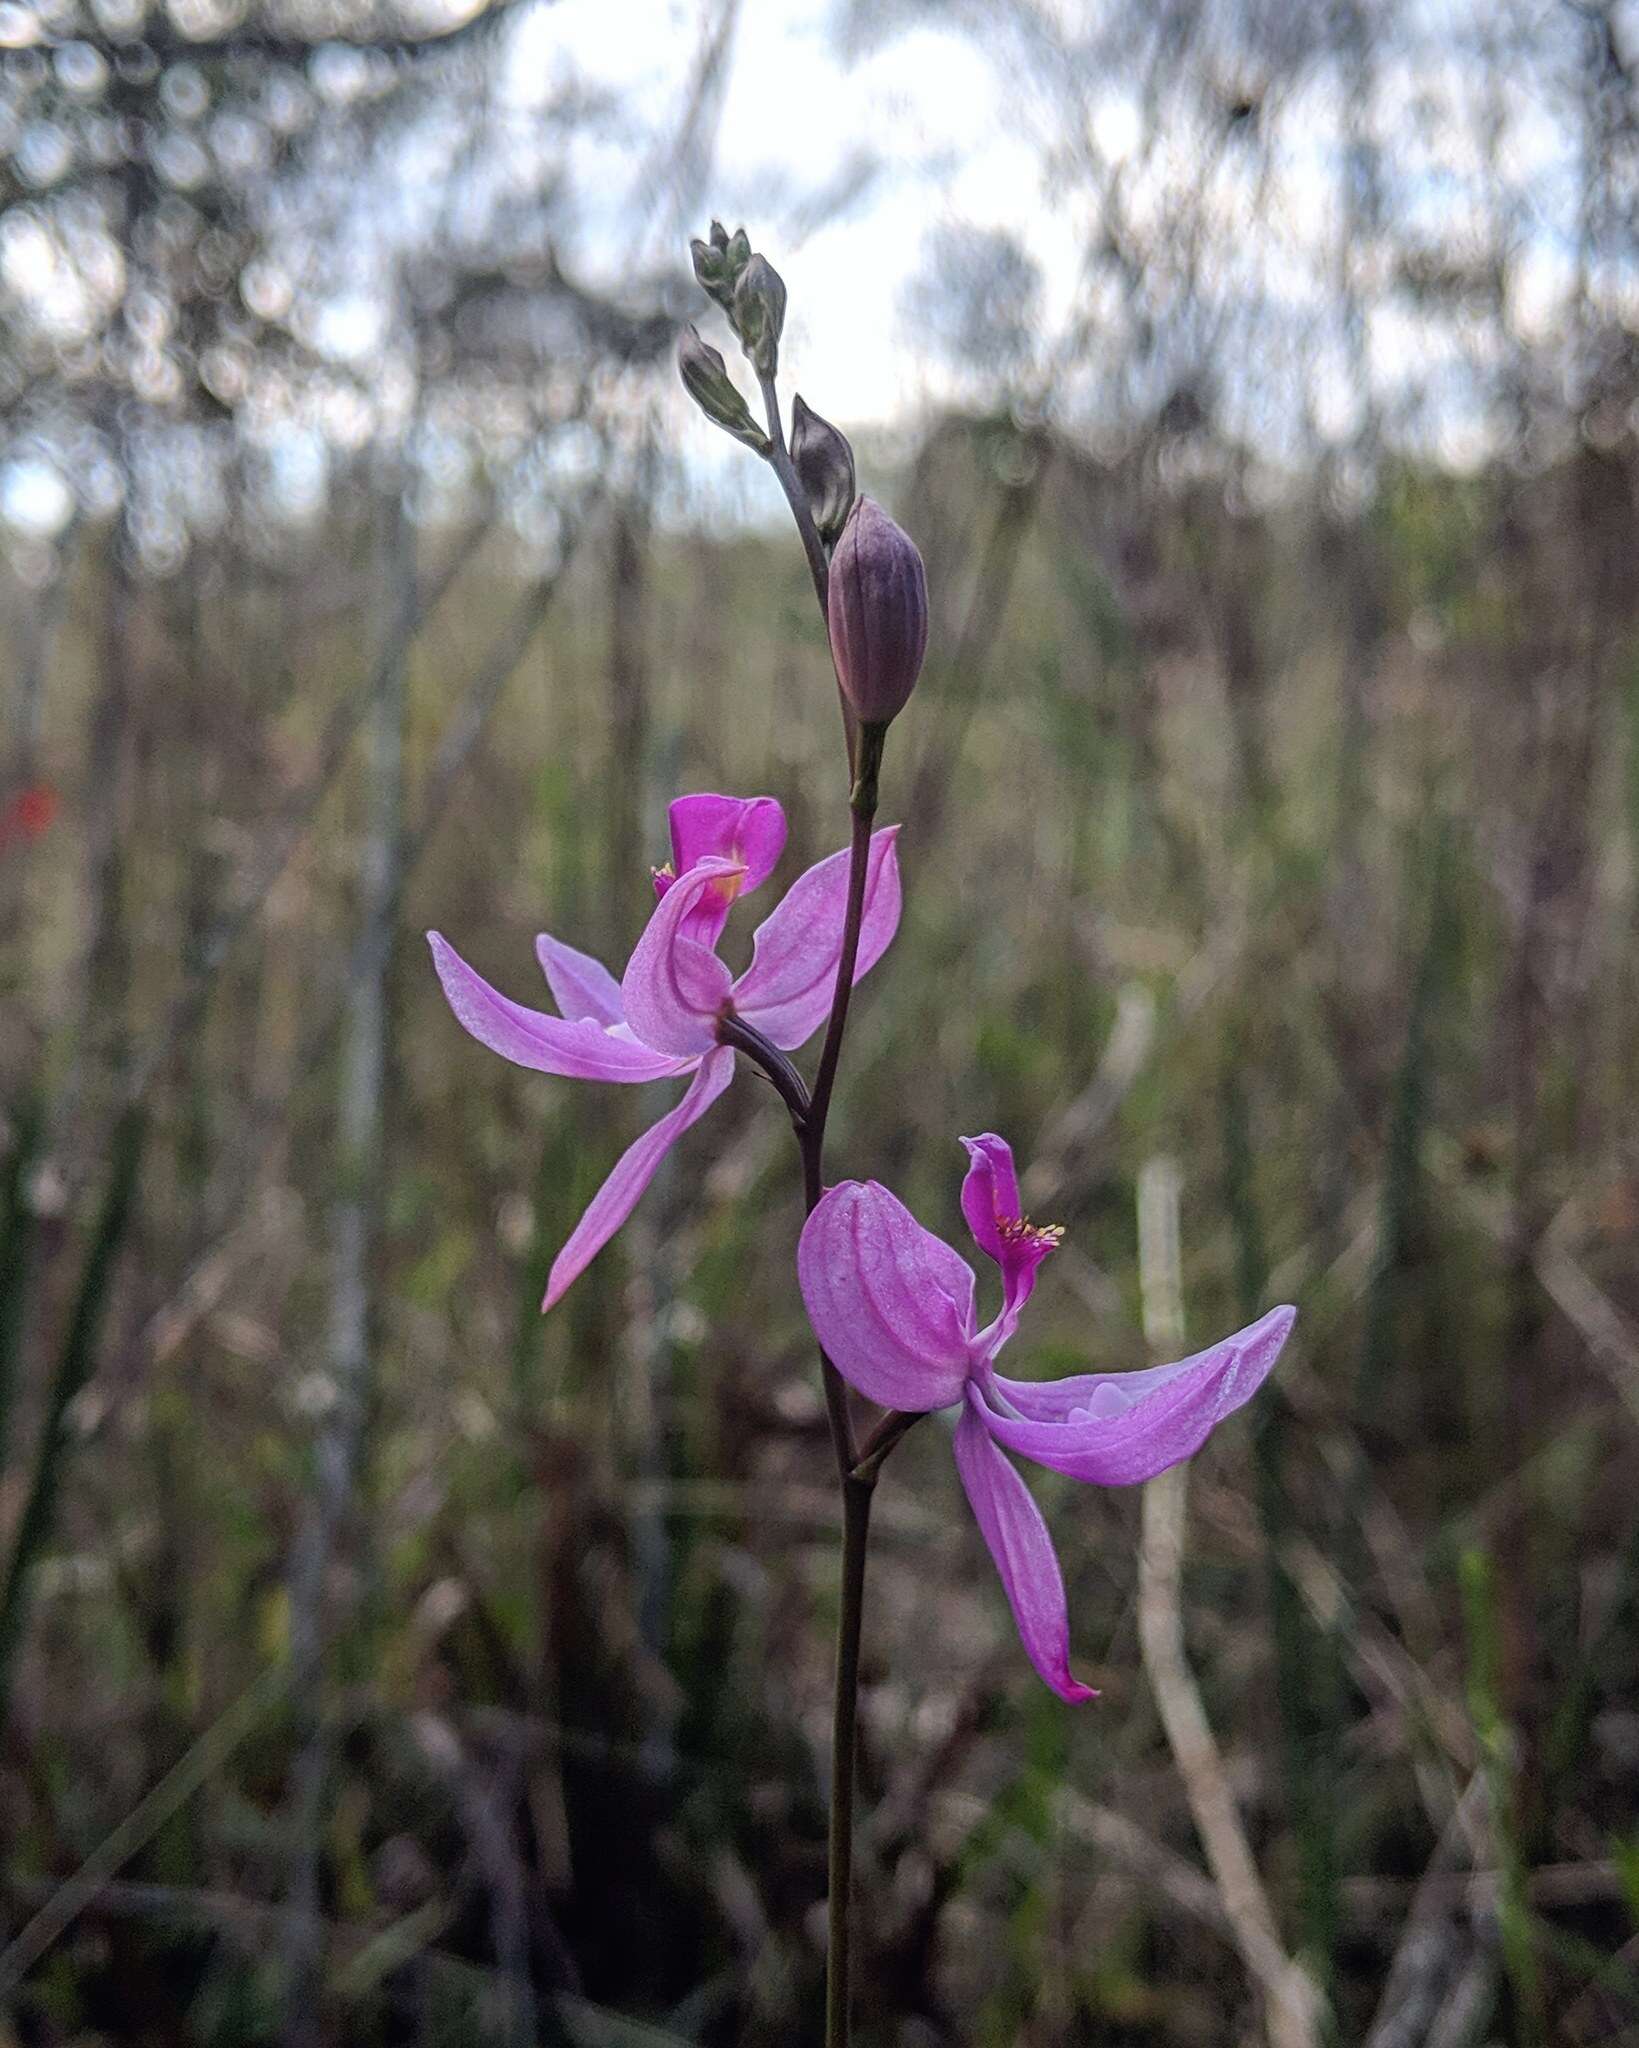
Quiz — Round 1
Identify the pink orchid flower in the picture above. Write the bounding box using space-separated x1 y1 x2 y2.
429 793 901 1310
798 1133 1294 1701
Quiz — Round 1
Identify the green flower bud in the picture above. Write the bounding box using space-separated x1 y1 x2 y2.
790 394 856 546
733 253 787 378
677 325 771 454
689 238 732 313
690 223 753 315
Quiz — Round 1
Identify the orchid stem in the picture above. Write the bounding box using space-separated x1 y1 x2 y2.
718 1012 811 1134
851 1406 922 1484
827 1470 873 2048
760 377 891 2045
757 370 828 610
799 719 891 2048
757 366 859 771
809 722 886 1144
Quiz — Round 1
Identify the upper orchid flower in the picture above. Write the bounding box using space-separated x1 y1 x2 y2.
430 793 900 1310
798 1134 1294 1701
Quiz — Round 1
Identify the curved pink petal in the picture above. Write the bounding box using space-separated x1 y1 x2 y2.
981 1305 1295 1486
429 933 689 1083
953 1397 1098 1703
731 827 902 1051
959 1132 1021 1262
535 933 625 1026
797 1179 974 1412
960 1132 1058 1347
621 858 740 1056
669 793 786 890
667 794 787 946
543 1048 735 1310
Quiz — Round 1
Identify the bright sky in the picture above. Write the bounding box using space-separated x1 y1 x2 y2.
512 0 1084 426
0 0 1617 543
506 0 1596 489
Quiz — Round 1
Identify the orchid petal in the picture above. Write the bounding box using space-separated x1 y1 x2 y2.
543 1048 735 1310
668 793 786 890
982 1305 1295 1486
621 858 740 1055
429 933 689 1083
959 1132 1059 1347
959 1133 1021 1263
797 1179 974 1412
535 933 625 1026
732 827 902 1050
667 794 787 946
953 1396 1098 1703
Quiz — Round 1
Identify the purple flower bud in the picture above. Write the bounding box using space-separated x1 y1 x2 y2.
826 497 929 728
790 394 856 545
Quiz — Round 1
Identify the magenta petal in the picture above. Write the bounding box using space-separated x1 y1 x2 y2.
797 1179 974 1412
429 933 688 1082
958 1131 1057 1342
535 933 626 1025
732 827 902 1050
667 794 787 945
621 858 740 1056
669 793 786 889
953 1396 1098 1703
958 1133 1021 1263
542 1047 735 1310
983 1305 1295 1486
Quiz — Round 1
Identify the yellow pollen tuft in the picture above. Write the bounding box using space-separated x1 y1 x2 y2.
998 1215 1064 1249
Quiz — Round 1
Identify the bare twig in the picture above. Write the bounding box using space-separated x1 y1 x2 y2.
281 480 412 2040
0 1665 288 1998
1135 1157 1324 2048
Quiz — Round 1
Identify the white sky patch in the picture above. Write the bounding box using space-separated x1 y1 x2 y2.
2 0 1624 538
0 457 74 539
310 290 388 365
514 0 1060 428
1090 92 1143 169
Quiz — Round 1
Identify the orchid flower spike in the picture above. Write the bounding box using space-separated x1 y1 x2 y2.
430 793 901 1310
799 1134 1294 1701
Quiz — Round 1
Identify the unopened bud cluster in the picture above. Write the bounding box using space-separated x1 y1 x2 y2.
689 220 751 311
682 221 927 731
687 222 787 379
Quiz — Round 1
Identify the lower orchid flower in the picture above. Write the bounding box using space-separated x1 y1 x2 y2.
430 792 900 1309
798 1133 1294 1700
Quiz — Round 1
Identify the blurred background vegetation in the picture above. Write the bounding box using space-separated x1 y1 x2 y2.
3 0 1639 2042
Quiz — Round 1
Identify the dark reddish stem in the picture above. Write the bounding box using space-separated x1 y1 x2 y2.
808 723 885 1146
756 349 892 2047
793 719 890 2048
758 369 859 774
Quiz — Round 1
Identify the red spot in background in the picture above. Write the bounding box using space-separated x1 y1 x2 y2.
0 783 59 847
